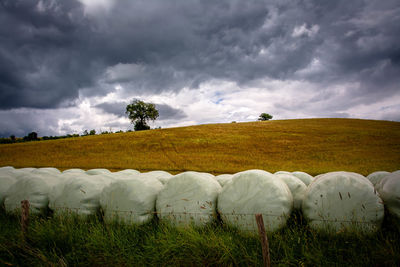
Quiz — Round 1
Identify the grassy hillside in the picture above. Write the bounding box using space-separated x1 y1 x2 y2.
1 118 400 175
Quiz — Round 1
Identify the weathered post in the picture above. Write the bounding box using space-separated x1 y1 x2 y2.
21 200 30 239
255 213 271 267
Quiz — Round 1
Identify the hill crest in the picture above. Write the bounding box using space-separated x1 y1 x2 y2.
1 118 399 175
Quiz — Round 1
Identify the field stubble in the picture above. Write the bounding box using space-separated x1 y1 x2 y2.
0 118 399 175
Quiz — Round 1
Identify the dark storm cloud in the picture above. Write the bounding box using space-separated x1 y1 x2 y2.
0 0 99 109
94 101 127 117
302 0 400 107
0 0 399 113
157 104 187 120
0 108 61 137
95 101 186 120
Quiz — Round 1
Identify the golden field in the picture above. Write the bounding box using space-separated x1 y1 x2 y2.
0 118 399 176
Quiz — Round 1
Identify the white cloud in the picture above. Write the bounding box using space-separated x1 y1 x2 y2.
105 63 145 84
346 96 400 121
2 77 400 137
294 57 324 78
53 79 400 134
292 23 320 38
77 0 115 15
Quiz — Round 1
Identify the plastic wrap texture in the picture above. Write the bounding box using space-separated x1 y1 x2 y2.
156 172 221 226
302 172 384 233
218 170 293 232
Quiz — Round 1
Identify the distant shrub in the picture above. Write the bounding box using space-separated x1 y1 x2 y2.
258 113 273 121
0 138 14 144
23 132 38 141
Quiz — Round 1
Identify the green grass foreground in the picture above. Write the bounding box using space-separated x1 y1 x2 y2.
1 211 399 266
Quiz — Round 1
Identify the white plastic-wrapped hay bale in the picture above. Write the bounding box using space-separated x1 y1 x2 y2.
0 167 13 178
275 173 307 209
0 167 24 180
177 171 215 180
375 172 400 218
4 174 53 214
13 168 35 176
0 168 31 182
302 172 384 233
111 172 140 181
116 169 140 176
3 168 36 180
63 168 86 174
13 168 36 177
156 171 221 226
0 174 17 206
30 169 62 189
274 171 292 175
29 168 62 187
367 171 390 187
100 177 163 224
19 167 36 172
32 167 61 175
51 174 114 216
86 168 112 175
48 172 87 209
141 170 173 185
5 171 63 213
313 173 325 180
218 170 293 233
114 169 140 180
292 171 313 186
197 172 215 179
0 166 14 175
312 171 366 183
216 174 233 187
0 166 14 170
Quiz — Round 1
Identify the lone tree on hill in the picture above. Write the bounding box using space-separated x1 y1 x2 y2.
258 113 273 121
126 99 159 131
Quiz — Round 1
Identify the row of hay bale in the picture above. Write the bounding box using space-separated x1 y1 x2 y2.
0 166 399 234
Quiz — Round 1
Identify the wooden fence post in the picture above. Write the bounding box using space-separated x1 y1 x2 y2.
255 213 271 267
21 200 30 239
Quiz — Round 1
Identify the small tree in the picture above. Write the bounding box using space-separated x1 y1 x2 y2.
24 132 38 141
258 113 273 121
126 99 159 131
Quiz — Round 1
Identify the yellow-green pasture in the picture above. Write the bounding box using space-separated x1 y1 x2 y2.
1 118 399 176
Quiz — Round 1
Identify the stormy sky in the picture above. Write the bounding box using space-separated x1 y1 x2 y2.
0 0 399 137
